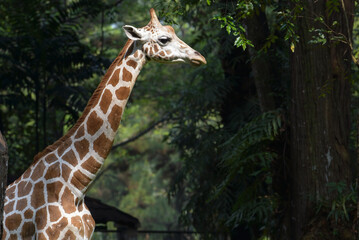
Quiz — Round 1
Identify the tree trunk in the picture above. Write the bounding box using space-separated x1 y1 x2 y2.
0 131 8 240
288 1 354 239
245 10 275 112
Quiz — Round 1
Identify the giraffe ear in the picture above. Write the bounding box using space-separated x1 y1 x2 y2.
123 25 145 41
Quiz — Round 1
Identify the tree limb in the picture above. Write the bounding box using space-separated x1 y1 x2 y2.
111 113 171 151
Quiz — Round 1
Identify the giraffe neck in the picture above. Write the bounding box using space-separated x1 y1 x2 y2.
36 40 146 198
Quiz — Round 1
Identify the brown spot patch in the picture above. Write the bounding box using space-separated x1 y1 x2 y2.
49 205 61 222
62 149 77 167
122 68 133 82
83 214 95 238
165 50 172 55
18 181 33 198
78 201 84 212
6 185 16 199
108 68 121 87
74 139 90 160
24 209 33 219
35 206 47 230
57 138 72 157
71 170 91 191
93 133 113 159
4 200 15 214
160 51 165 56
46 217 68 239
71 216 84 236
64 230 77 240
134 50 139 58
75 125 85 139
47 181 63 203
22 168 32 178
108 105 123 131
21 222 35 239
30 161 46 181
87 111 103 136
9 234 17 240
100 89 112 114
154 44 159 53
44 162 61 180
115 87 131 100
5 213 21 231
81 156 102 175
150 47 153 56
62 163 71 182
16 198 27 211
62 187 76 214
90 92 101 108
37 232 47 240
127 59 138 69
45 153 57 164
31 181 45 209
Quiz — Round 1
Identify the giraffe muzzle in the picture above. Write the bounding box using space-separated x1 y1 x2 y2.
189 51 207 66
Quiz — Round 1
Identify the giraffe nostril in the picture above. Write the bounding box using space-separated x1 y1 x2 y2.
194 51 201 56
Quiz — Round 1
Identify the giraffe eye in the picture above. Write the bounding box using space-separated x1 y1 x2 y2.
158 36 171 45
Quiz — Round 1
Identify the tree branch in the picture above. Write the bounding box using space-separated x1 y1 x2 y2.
111 113 172 151
339 0 359 67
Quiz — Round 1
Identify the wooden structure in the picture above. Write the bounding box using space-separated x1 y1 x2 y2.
85 197 140 240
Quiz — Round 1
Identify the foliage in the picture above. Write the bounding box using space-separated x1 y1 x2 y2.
305 182 358 239
168 106 283 236
152 0 287 237
214 110 282 228
2 0 359 239
158 0 357 238
202 0 302 51
316 182 357 223
0 0 109 175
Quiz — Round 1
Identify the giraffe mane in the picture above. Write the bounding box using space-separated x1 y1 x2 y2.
32 39 134 164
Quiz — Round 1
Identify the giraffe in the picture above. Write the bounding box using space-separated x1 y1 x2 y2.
1 8 206 240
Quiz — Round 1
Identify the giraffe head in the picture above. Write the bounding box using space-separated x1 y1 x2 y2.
123 8 206 66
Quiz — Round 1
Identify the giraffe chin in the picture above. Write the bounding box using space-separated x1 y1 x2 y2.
190 59 206 66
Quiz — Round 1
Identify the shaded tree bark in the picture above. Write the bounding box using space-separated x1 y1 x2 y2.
0 131 8 239
246 11 292 239
245 10 276 112
288 1 354 239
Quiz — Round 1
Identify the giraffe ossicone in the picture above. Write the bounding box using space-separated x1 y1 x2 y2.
2 8 206 240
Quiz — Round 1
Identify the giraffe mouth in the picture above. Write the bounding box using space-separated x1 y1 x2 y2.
190 57 207 66
190 59 205 66
189 51 207 66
